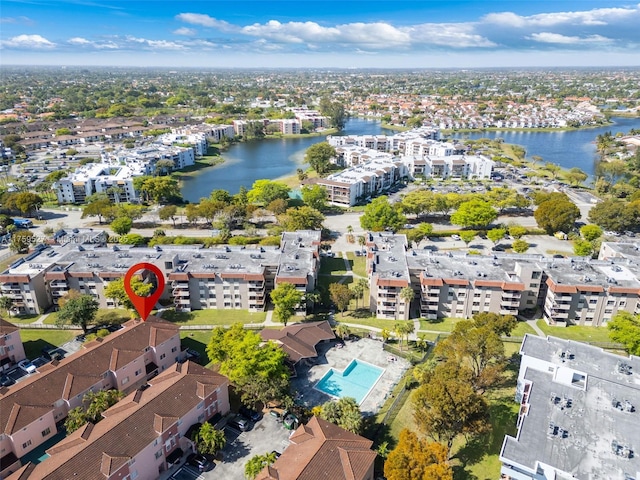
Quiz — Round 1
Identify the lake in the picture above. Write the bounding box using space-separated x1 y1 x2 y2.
180 116 640 200
180 118 395 200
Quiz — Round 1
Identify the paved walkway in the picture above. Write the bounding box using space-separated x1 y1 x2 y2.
526 319 546 337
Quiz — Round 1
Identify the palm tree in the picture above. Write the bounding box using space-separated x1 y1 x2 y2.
193 422 226 455
357 235 366 253
394 322 414 350
350 278 368 309
336 324 351 340
400 286 415 318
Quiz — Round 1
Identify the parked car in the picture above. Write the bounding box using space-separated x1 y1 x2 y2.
185 349 201 363
1 375 15 387
227 415 251 431
18 359 37 374
451 234 461 241
187 453 215 472
239 405 263 422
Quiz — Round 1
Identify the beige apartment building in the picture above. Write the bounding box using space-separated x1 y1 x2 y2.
8 361 230 480
0 319 26 372
0 231 320 316
0 316 182 477
365 234 640 326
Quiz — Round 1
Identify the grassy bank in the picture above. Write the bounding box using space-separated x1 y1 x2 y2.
171 155 225 181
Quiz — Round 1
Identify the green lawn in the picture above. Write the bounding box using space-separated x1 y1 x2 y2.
6 314 40 324
536 319 613 343
419 317 464 332
180 330 213 363
161 308 266 326
345 252 367 277
19 329 77 360
511 321 536 337
45 308 131 325
337 315 411 331
319 256 348 275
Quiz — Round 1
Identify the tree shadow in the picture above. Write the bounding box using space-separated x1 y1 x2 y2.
349 308 374 319
23 339 56 360
180 337 208 362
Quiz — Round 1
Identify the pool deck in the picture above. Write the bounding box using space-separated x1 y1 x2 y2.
291 338 410 415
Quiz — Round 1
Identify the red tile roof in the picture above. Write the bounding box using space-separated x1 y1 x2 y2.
260 322 335 363
256 416 376 480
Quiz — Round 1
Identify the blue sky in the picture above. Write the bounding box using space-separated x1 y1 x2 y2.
1 0 639 67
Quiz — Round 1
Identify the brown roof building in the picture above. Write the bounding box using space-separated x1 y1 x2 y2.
256 416 376 480
260 321 335 365
0 318 26 370
0 316 181 478
8 361 230 480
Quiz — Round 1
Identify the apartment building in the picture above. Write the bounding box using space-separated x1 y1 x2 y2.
8 361 230 480
0 232 320 315
0 316 181 477
500 335 640 480
171 123 235 143
599 241 640 261
309 157 409 207
0 319 26 372
364 234 640 326
256 416 376 480
289 108 329 129
157 132 208 156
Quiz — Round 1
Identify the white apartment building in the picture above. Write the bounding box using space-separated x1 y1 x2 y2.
157 132 208 156
172 123 235 143
290 108 329 129
500 335 640 480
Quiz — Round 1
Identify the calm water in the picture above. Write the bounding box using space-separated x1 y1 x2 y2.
448 116 640 177
180 118 394 200
180 116 640 200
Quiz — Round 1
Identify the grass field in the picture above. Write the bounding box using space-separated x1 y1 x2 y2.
180 330 213 363
536 319 613 343
45 308 131 325
345 252 367 277
319 256 348 275
19 329 77 360
6 314 40 324
161 308 266 326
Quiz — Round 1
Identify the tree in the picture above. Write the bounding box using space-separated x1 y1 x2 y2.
512 239 530 253
278 206 324 231
193 422 226 456
565 167 588 186
3 192 43 216
206 324 290 405
450 200 497 229
247 179 290 205
508 225 527 239
608 312 640 356
267 198 288 215
84 389 125 423
319 397 363 434
580 224 603 242
459 230 476 246
82 194 113 224
64 407 88 433
394 321 415 350
154 158 175 175
487 228 507 245
0 296 12 315
158 204 178 227
534 199 581 235
588 199 638 232
543 162 561 179
245 452 278 480
413 363 490 452
573 239 594 257
350 278 368 309
400 286 415 316
104 277 153 311
270 282 303 326
56 293 99 333
9 229 34 253
384 429 453 480
435 313 516 392
304 142 336 177
329 283 353 316
110 217 132 235
335 324 351 340
319 98 347 130
301 184 328 211
360 196 406 232
406 223 433 246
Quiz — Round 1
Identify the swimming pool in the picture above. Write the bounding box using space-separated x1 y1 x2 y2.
314 359 384 405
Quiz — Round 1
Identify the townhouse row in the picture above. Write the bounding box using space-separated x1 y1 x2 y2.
365 234 640 326
0 316 230 479
0 231 321 317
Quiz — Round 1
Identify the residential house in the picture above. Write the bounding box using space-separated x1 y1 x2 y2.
0 319 26 372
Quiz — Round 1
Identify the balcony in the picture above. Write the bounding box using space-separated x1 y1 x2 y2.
502 292 521 300
172 289 190 297
501 300 520 308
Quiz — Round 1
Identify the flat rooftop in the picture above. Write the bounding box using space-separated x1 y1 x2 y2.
368 233 410 284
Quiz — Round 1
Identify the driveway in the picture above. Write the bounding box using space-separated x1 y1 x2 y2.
202 414 292 480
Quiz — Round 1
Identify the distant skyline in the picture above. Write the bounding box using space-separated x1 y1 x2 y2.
1 0 639 68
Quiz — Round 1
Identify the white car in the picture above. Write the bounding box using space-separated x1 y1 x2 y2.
451 234 461 241
18 360 37 374
604 231 620 237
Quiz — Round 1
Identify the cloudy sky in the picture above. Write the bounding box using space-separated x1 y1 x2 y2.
1 0 639 67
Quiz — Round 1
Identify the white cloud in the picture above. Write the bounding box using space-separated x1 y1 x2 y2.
407 23 496 48
175 13 231 30
1 34 55 49
173 27 196 36
0 16 34 25
528 33 613 45
483 4 640 28
68 37 92 45
125 36 186 50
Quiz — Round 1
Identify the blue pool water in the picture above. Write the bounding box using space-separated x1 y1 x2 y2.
315 359 384 404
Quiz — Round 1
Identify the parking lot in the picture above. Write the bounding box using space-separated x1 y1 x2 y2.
191 414 292 480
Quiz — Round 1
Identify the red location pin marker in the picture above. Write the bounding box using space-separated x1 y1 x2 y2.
124 262 165 322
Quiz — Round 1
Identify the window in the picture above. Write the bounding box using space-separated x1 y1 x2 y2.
589 299 598 304
130 471 138 480
532 271 541 279
155 450 163 459
122 376 129 385
171 347 177 353
529 283 538 288
160 353 166 360
23 440 32 449
41 428 51 437
135 369 142 376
